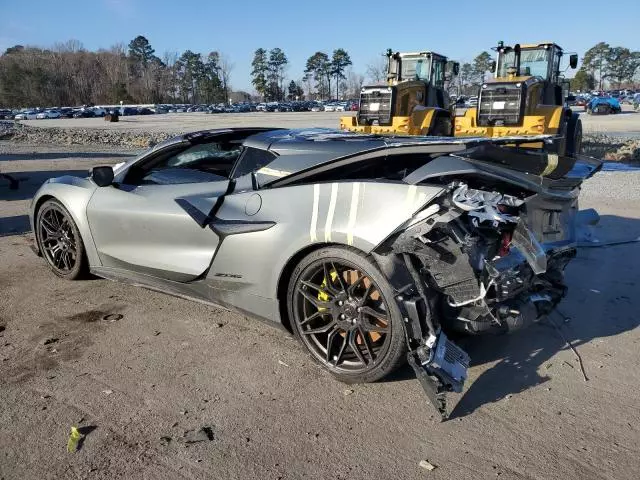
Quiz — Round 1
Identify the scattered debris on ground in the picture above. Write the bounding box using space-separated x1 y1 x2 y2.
418 459 437 471
178 427 215 444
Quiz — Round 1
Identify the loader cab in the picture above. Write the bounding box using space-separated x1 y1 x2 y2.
357 50 453 127
492 42 576 107
387 51 447 89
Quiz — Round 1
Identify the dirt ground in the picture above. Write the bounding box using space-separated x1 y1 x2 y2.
1 140 639 480
18 105 640 136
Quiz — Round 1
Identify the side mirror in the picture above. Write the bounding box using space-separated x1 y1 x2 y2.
569 54 578 69
91 166 114 187
489 61 496 73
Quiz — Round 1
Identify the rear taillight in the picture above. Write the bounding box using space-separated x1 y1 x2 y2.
498 231 512 257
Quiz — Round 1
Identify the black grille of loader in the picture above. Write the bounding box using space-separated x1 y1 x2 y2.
357 88 393 125
477 84 524 126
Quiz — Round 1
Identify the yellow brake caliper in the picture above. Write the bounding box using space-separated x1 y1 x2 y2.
317 270 339 309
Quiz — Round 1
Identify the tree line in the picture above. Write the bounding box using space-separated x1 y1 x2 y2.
572 42 640 91
2 37 638 109
0 36 233 108
250 47 355 101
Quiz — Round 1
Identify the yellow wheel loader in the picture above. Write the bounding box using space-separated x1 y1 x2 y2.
340 49 459 136
455 42 582 156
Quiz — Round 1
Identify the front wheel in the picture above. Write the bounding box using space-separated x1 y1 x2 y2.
287 246 406 383
35 199 88 279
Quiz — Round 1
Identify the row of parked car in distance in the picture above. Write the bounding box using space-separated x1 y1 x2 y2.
0 106 157 120
0 99 361 120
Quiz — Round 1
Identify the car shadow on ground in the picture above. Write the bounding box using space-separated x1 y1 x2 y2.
0 170 88 201
0 214 30 236
386 214 640 418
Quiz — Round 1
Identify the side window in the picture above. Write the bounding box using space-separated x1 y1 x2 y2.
432 60 445 88
232 147 277 178
124 142 242 186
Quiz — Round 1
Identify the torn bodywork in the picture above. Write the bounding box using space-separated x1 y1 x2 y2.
373 153 602 419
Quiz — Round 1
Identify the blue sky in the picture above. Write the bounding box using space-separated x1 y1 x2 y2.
1 0 639 91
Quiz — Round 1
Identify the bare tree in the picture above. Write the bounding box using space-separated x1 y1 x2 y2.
365 55 387 83
345 69 364 98
162 51 179 100
52 39 85 53
219 52 234 103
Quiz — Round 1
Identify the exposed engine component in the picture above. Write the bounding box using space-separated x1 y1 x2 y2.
388 180 582 418
451 183 522 227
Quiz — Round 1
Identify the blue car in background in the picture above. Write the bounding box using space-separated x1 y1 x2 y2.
586 96 622 115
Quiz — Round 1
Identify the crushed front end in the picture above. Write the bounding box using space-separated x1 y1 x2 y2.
374 150 602 418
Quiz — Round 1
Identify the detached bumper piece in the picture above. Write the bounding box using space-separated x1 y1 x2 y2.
408 332 470 420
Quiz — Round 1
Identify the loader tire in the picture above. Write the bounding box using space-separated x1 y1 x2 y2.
566 114 582 156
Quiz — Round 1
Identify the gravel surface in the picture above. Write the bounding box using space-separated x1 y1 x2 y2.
1 142 639 479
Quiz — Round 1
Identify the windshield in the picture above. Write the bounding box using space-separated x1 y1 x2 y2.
401 56 431 82
497 48 550 78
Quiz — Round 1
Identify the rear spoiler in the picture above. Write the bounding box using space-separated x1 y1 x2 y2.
267 135 556 188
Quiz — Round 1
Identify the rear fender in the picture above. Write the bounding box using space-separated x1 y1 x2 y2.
206 182 444 306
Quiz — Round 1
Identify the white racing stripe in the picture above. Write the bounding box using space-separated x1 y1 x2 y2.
346 182 360 245
310 184 320 241
404 185 417 214
257 166 292 178
324 183 339 242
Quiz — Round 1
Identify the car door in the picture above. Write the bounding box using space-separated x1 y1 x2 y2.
86 137 241 282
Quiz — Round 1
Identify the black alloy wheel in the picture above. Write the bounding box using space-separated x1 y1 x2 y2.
36 199 87 279
288 247 406 383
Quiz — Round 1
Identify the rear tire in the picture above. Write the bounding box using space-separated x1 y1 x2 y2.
287 246 407 383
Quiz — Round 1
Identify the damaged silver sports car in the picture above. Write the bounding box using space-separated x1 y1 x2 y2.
30 128 601 417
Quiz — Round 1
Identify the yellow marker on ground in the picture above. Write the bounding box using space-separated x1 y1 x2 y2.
67 426 83 453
